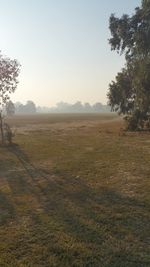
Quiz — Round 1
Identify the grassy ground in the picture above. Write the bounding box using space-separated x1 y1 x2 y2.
0 113 150 267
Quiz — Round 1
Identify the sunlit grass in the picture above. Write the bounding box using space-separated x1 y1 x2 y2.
0 114 149 266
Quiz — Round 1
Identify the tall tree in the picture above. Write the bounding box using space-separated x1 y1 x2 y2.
0 52 20 143
108 0 150 130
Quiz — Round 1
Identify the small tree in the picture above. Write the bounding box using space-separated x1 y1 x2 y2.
0 52 20 144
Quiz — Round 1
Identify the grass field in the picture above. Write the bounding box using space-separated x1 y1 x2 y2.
0 113 150 267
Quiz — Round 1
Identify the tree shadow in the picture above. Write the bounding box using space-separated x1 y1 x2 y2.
8 144 47 181
1 145 149 266
0 190 15 225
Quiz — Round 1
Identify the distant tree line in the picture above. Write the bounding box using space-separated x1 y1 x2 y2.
5 100 110 115
4 100 36 115
37 101 110 113
15 101 36 114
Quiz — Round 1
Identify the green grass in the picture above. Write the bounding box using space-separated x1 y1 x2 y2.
0 114 150 267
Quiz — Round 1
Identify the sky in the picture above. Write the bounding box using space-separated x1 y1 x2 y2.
0 0 141 107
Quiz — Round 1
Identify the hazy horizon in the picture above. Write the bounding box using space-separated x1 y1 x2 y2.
0 0 140 106
14 99 109 107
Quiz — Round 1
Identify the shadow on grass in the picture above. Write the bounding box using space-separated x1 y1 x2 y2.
1 145 149 266
29 176 149 266
8 144 48 180
0 190 15 225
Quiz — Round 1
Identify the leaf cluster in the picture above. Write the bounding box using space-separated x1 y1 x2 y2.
108 0 150 130
0 52 20 112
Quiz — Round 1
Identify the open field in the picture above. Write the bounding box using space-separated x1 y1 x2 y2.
0 113 150 267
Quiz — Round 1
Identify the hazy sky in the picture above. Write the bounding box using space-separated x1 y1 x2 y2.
0 0 141 106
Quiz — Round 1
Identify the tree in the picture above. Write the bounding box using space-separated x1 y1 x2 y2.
108 0 150 130
56 102 71 112
6 101 15 116
84 103 92 112
93 102 103 112
0 52 20 143
71 101 83 112
25 101 36 113
15 101 36 114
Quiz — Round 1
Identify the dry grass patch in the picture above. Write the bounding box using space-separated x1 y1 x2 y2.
0 114 149 267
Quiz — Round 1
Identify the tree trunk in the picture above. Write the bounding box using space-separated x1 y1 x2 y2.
0 112 4 144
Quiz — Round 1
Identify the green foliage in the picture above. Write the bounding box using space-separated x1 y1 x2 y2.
0 52 20 143
108 0 150 130
108 68 133 114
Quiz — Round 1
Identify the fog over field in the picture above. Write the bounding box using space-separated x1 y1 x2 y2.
0 0 140 106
